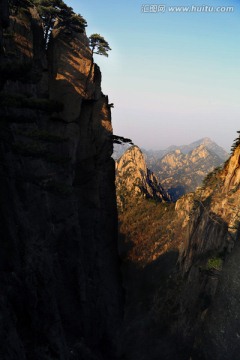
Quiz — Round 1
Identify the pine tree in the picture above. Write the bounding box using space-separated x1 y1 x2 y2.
231 130 240 154
32 0 87 45
85 34 111 93
89 33 111 57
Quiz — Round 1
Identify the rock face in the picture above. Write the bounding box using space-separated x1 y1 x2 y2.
179 145 240 271
0 3 122 360
148 144 224 200
115 145 170 209
175 143 240 359
118 139 239 359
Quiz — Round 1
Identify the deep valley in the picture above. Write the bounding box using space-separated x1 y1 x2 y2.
0 1 239 360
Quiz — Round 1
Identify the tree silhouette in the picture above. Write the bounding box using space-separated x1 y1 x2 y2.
85 34 111 93
89 33 111 57
112 135 133 145
32 0 87 45
231 130 240 154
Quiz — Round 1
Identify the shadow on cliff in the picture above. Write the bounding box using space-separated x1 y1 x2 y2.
0 28 122 360
118 229 187 360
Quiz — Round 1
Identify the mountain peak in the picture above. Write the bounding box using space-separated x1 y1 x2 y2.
186 138 228 160
199 136 212 143
116 146 171 209
125 144 143 156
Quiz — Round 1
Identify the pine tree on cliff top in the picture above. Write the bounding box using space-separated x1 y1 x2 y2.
231 130 240 154
32 0 87 45
85 33 111 92
89 33 111 57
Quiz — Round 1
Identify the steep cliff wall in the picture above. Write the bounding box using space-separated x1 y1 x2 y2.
0 3 122 359
175 144 240 359
117 142 239 360
179 145 240 271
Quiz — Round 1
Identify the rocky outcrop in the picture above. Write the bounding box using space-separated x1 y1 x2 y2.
115 145 170 210
0 3 122 360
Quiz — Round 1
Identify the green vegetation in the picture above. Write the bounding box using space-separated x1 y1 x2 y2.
85 34 111 92
0 93 63 113
119 199 176 266
89 33 111 57
8 0 87 46
206 256 223 271
201 166 222 189
9 0 33 13
231 130 240 155
31 0 87 45
112 135 133 145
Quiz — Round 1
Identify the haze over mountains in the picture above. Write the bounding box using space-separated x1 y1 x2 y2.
113 137 228 161
143 137 228 162
115 137 228 200
148 144 225 200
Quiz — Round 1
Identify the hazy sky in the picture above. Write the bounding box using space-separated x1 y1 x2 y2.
68 0 240 151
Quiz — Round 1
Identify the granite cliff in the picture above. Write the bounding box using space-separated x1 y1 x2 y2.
0 2 122 359
175 141 240 359
116 145 170 210
118 137 239 359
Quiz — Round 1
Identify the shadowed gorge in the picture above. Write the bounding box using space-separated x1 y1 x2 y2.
117 139 240 359
0 1 240 360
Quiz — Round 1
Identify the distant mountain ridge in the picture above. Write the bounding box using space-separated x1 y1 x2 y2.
152 143 224 200
113 137 228 163
115 138 228 201
143 137 228 165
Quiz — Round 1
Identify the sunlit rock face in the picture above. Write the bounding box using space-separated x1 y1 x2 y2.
175 143 240 359
118 139 239 360
0 3 122 359
116 145 171 210
148 144 224 200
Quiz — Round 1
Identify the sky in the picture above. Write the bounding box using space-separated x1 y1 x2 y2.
68 0 240 152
